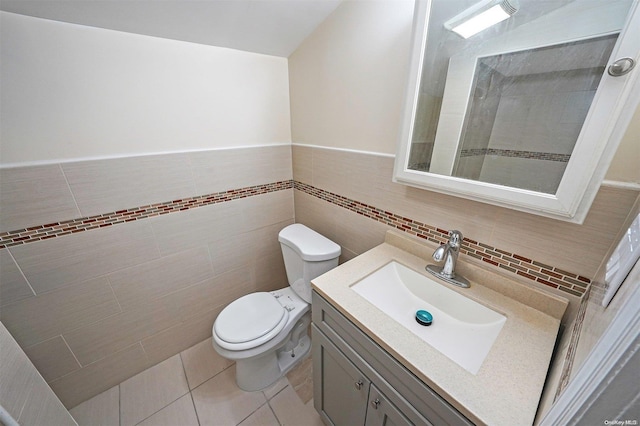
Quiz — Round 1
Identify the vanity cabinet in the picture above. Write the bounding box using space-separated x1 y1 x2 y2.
312 291 472 426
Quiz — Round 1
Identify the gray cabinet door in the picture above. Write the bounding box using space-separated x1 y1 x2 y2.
314 327 371 426
365 384 419 426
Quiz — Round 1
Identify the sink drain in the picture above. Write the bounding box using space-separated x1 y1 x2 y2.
415 310 433 326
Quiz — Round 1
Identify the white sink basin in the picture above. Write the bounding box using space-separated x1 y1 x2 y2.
350 261 506 374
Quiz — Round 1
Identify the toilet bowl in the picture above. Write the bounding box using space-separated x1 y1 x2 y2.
212 224 341 391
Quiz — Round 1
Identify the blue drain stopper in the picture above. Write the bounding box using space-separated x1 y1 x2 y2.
415 310 433 326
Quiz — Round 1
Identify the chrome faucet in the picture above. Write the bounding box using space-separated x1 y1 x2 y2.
426 230 470 288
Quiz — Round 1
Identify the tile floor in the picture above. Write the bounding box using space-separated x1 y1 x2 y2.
69 337 323 426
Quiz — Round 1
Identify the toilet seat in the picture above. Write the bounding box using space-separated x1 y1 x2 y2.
214 292 289 351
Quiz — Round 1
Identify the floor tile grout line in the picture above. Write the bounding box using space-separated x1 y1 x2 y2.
123 354 192 426
179 351 202 425
130 390 192 426
118 383 122 426
189 391 201 426
266 395 285 426
234 400 271 426
189 362 236 394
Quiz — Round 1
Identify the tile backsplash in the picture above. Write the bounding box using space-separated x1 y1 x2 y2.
1 143 637 409
294 180 589 297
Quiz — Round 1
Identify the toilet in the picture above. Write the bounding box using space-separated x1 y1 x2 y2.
212 223 341 391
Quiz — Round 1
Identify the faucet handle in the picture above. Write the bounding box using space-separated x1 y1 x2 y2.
448 230 463 247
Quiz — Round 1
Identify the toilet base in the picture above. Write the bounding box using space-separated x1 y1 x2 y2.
236 330 311 391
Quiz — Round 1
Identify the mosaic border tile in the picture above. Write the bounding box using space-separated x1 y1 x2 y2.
460 148 571 162
0 179 590 296
294 181 590 296
555 285 590 402
0 180 293 249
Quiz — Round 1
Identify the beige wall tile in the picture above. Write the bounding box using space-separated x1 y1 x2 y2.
190 145 292 195
400 185 500 244
300 146 639 280
253 251 287 292
0 277 120 348
307 147 499 244
207 219 291 277
119 354 189 426
151 191 294 258
69 386 119 426
191 365 267 425
252 220 294 260
334 203 389 256
150 199 249 256
9 221 161 294
141 306 222 367
18 376 78 426
0 165 81 233
108 247 214 312
63 296 178 366
0 323 76 425
180 337 233 390
61 153 197 217
137 394 199 426
0 321 42 419
243 190 295 231
24 336 81 382
50 343 151 409
311 147 351 195
0 248 34 307
490 186 638 278
294 189 386 258
208 231 259 275
292 145 313 184
171 268 253 323
293 190 339 245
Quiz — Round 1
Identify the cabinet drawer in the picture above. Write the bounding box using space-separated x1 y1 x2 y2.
312 291 472 426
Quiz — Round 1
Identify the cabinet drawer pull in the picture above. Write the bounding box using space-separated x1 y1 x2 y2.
371 398 381 409
354 380 364 390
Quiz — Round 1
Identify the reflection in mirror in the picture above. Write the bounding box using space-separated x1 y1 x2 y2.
453 35 618 193
407 0 625 194
395 0 639 222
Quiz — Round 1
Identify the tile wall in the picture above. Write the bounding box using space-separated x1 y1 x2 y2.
0 145 294 408
1 141 637 413
292 144 638 311
0 322 76 425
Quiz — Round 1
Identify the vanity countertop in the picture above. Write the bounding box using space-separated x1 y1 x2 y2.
311 230 568 426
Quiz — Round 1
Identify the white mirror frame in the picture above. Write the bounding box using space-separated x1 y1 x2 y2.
394 0 640 224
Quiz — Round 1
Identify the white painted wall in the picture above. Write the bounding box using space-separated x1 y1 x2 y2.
0 12 291 166
288 0 415 154
605 105 640 184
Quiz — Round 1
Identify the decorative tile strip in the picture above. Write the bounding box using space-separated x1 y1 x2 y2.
460 148 571 162
0 180 293 249
555 286 591 401
1 178 591 296
294 181 590 296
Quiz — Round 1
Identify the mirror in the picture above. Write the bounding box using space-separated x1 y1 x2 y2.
394 0 640 223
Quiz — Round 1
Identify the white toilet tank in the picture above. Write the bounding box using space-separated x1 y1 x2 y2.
278 224 341 303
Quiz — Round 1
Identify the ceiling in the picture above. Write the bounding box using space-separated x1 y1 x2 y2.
0 0 343 57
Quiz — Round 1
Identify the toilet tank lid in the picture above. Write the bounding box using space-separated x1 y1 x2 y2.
278 224 341 261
